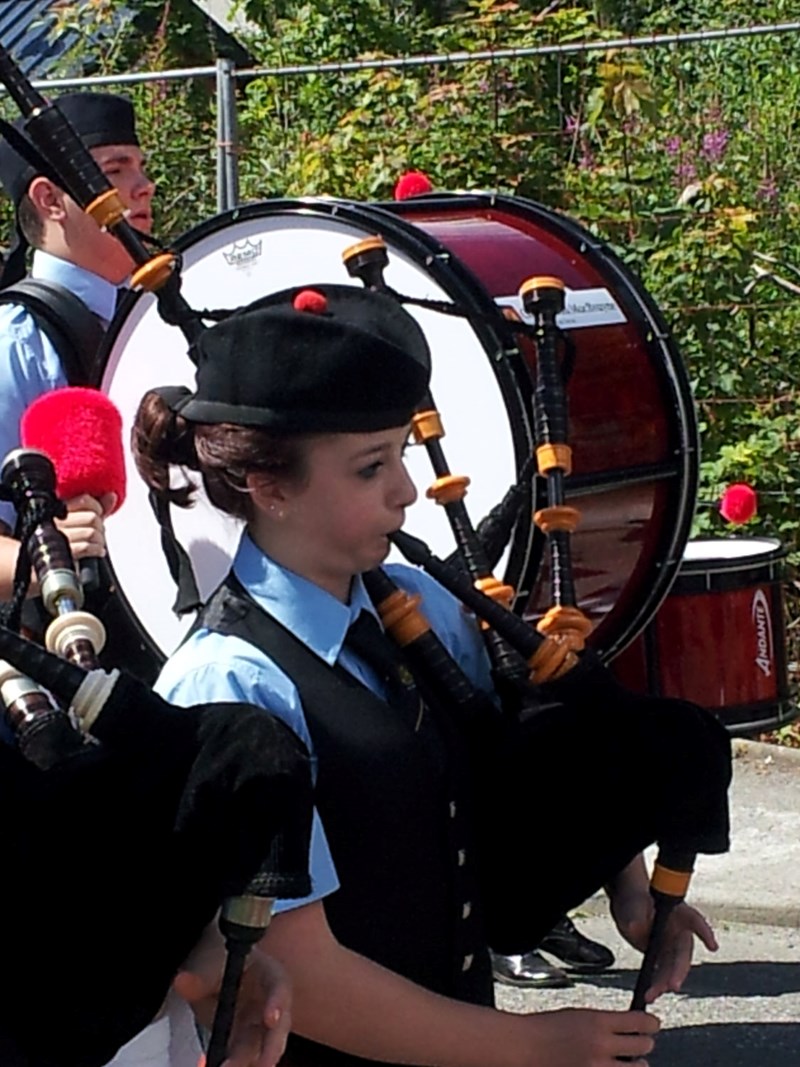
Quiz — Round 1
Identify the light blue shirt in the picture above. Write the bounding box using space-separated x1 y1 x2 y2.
0 250 120 528
156 531 494 913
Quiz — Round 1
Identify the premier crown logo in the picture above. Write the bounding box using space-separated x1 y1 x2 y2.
223 238 263 268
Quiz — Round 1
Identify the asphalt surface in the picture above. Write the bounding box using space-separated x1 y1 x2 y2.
494 740 800 1065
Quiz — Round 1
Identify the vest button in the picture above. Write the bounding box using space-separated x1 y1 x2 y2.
462 901 472 920
449 801 457 818
462 953 474 972
457 849 467 867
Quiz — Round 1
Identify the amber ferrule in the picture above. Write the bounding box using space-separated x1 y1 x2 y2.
412 410 444 444
342 235 388 263
130 253 177 292
534 505 581 535
85 188 126 229
474 575 515 607
650 863 693 899
520 274 566 294
535 442 572 475
536 605 592 650
527 636 578 682
375 590 431 646
519 275 567 313
426 473 470 505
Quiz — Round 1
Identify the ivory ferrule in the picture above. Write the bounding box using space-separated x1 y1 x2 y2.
70 667 121 731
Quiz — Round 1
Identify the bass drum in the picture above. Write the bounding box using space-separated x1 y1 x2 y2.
98 194 698 681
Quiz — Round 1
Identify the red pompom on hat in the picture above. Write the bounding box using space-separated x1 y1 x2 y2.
719 483 757 524
293 289 328 314
394 170 434 201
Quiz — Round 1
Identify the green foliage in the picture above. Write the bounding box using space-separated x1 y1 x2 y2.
236 0 601 203
6 0 800 561
13 0 219 239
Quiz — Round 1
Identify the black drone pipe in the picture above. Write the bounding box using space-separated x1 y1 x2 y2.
0 42 204 348
343 237 527 688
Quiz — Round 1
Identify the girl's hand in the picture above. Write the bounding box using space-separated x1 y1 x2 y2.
611 888 718 1002
520 1007 660 1066
174 945 292 1067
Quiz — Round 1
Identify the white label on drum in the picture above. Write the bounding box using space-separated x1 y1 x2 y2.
497 288 626 329
752 588 774 677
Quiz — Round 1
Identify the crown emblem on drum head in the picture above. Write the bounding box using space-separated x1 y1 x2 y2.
223 238 263 268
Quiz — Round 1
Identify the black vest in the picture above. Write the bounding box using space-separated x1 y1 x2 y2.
198 575 495 1067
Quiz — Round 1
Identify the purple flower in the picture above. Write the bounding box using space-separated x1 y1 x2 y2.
675 159 697 183
702 128 729 163
578 147 596 170
565 114 579 133
756 175 779 203
664 135 682 156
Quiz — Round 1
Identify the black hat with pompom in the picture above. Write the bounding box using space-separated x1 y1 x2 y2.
173 284 431 433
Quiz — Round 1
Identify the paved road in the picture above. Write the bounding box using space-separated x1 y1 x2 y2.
496 917 800 1065
494 741 800 1064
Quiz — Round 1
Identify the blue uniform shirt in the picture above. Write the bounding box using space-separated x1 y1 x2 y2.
0 250 120 529
156 530 495 913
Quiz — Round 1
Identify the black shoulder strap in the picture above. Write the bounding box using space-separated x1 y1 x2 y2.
196 574 373 714
0 278 106 386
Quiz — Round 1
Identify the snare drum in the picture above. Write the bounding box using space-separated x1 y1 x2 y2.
97 194 698 679
611 537 796 733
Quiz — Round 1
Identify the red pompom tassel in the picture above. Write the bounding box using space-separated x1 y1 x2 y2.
20 387 126 511
293 289 328 314
394 171 434 200
719 483 757 524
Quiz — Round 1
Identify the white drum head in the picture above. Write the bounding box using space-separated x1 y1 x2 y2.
682 537 783 565
101 201 522 662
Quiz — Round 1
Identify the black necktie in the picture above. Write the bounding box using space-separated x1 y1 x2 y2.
342 611 422 726
114 286 131 316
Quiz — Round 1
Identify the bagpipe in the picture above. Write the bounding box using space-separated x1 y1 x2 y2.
0 44 312 1067
335 236 731 1007
0 31 730 1047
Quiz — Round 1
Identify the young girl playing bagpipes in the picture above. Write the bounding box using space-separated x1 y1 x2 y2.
132 283 732 1067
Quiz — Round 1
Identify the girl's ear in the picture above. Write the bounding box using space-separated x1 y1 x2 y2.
245 471 286 511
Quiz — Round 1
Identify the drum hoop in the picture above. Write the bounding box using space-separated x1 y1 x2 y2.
673 537 786 594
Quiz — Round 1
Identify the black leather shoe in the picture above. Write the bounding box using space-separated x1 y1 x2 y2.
491 950 573 989
538 916 615 973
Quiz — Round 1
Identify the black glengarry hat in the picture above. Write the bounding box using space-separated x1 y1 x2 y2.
175 284 431 433
0 91 140 207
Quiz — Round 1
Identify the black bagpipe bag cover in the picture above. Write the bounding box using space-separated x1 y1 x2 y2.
0 681 312 1067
